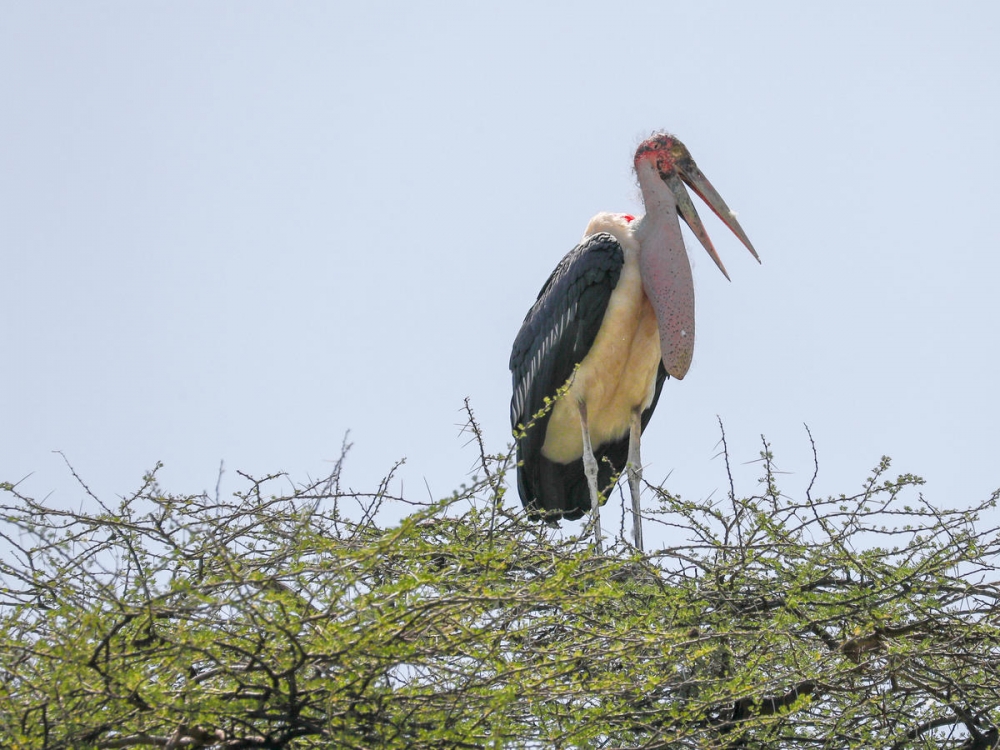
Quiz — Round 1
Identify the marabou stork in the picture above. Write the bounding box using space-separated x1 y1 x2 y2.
509 133 758 552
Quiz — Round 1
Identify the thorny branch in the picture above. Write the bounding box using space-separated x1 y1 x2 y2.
2 421 1000 749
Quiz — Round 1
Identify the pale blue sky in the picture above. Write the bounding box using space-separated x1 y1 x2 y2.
3 3 999 542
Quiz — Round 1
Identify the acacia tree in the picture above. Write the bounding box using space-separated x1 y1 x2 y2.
2 417 999 749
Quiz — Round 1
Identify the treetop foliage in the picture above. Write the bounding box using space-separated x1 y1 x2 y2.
2 415 1000 749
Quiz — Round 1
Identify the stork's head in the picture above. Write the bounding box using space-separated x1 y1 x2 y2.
633 133 759 379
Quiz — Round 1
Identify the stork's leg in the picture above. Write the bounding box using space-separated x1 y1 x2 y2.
627 409 644 552
578 401 602 553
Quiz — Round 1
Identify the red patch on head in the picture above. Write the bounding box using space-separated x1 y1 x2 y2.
622 214 635 223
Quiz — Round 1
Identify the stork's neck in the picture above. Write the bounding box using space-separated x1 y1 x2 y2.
631 158 696 380
633 159 680 240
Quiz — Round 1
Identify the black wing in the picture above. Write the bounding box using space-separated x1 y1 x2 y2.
509 232 667 521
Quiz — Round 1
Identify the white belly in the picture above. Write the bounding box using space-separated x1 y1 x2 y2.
541 251 662 464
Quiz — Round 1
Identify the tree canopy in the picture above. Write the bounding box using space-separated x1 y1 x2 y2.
2 418 1000 749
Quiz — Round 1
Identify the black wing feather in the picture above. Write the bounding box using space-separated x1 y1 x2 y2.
509 233 666 521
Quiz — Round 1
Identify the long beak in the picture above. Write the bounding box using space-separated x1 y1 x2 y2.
635 136 759 380
670 154 760 281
